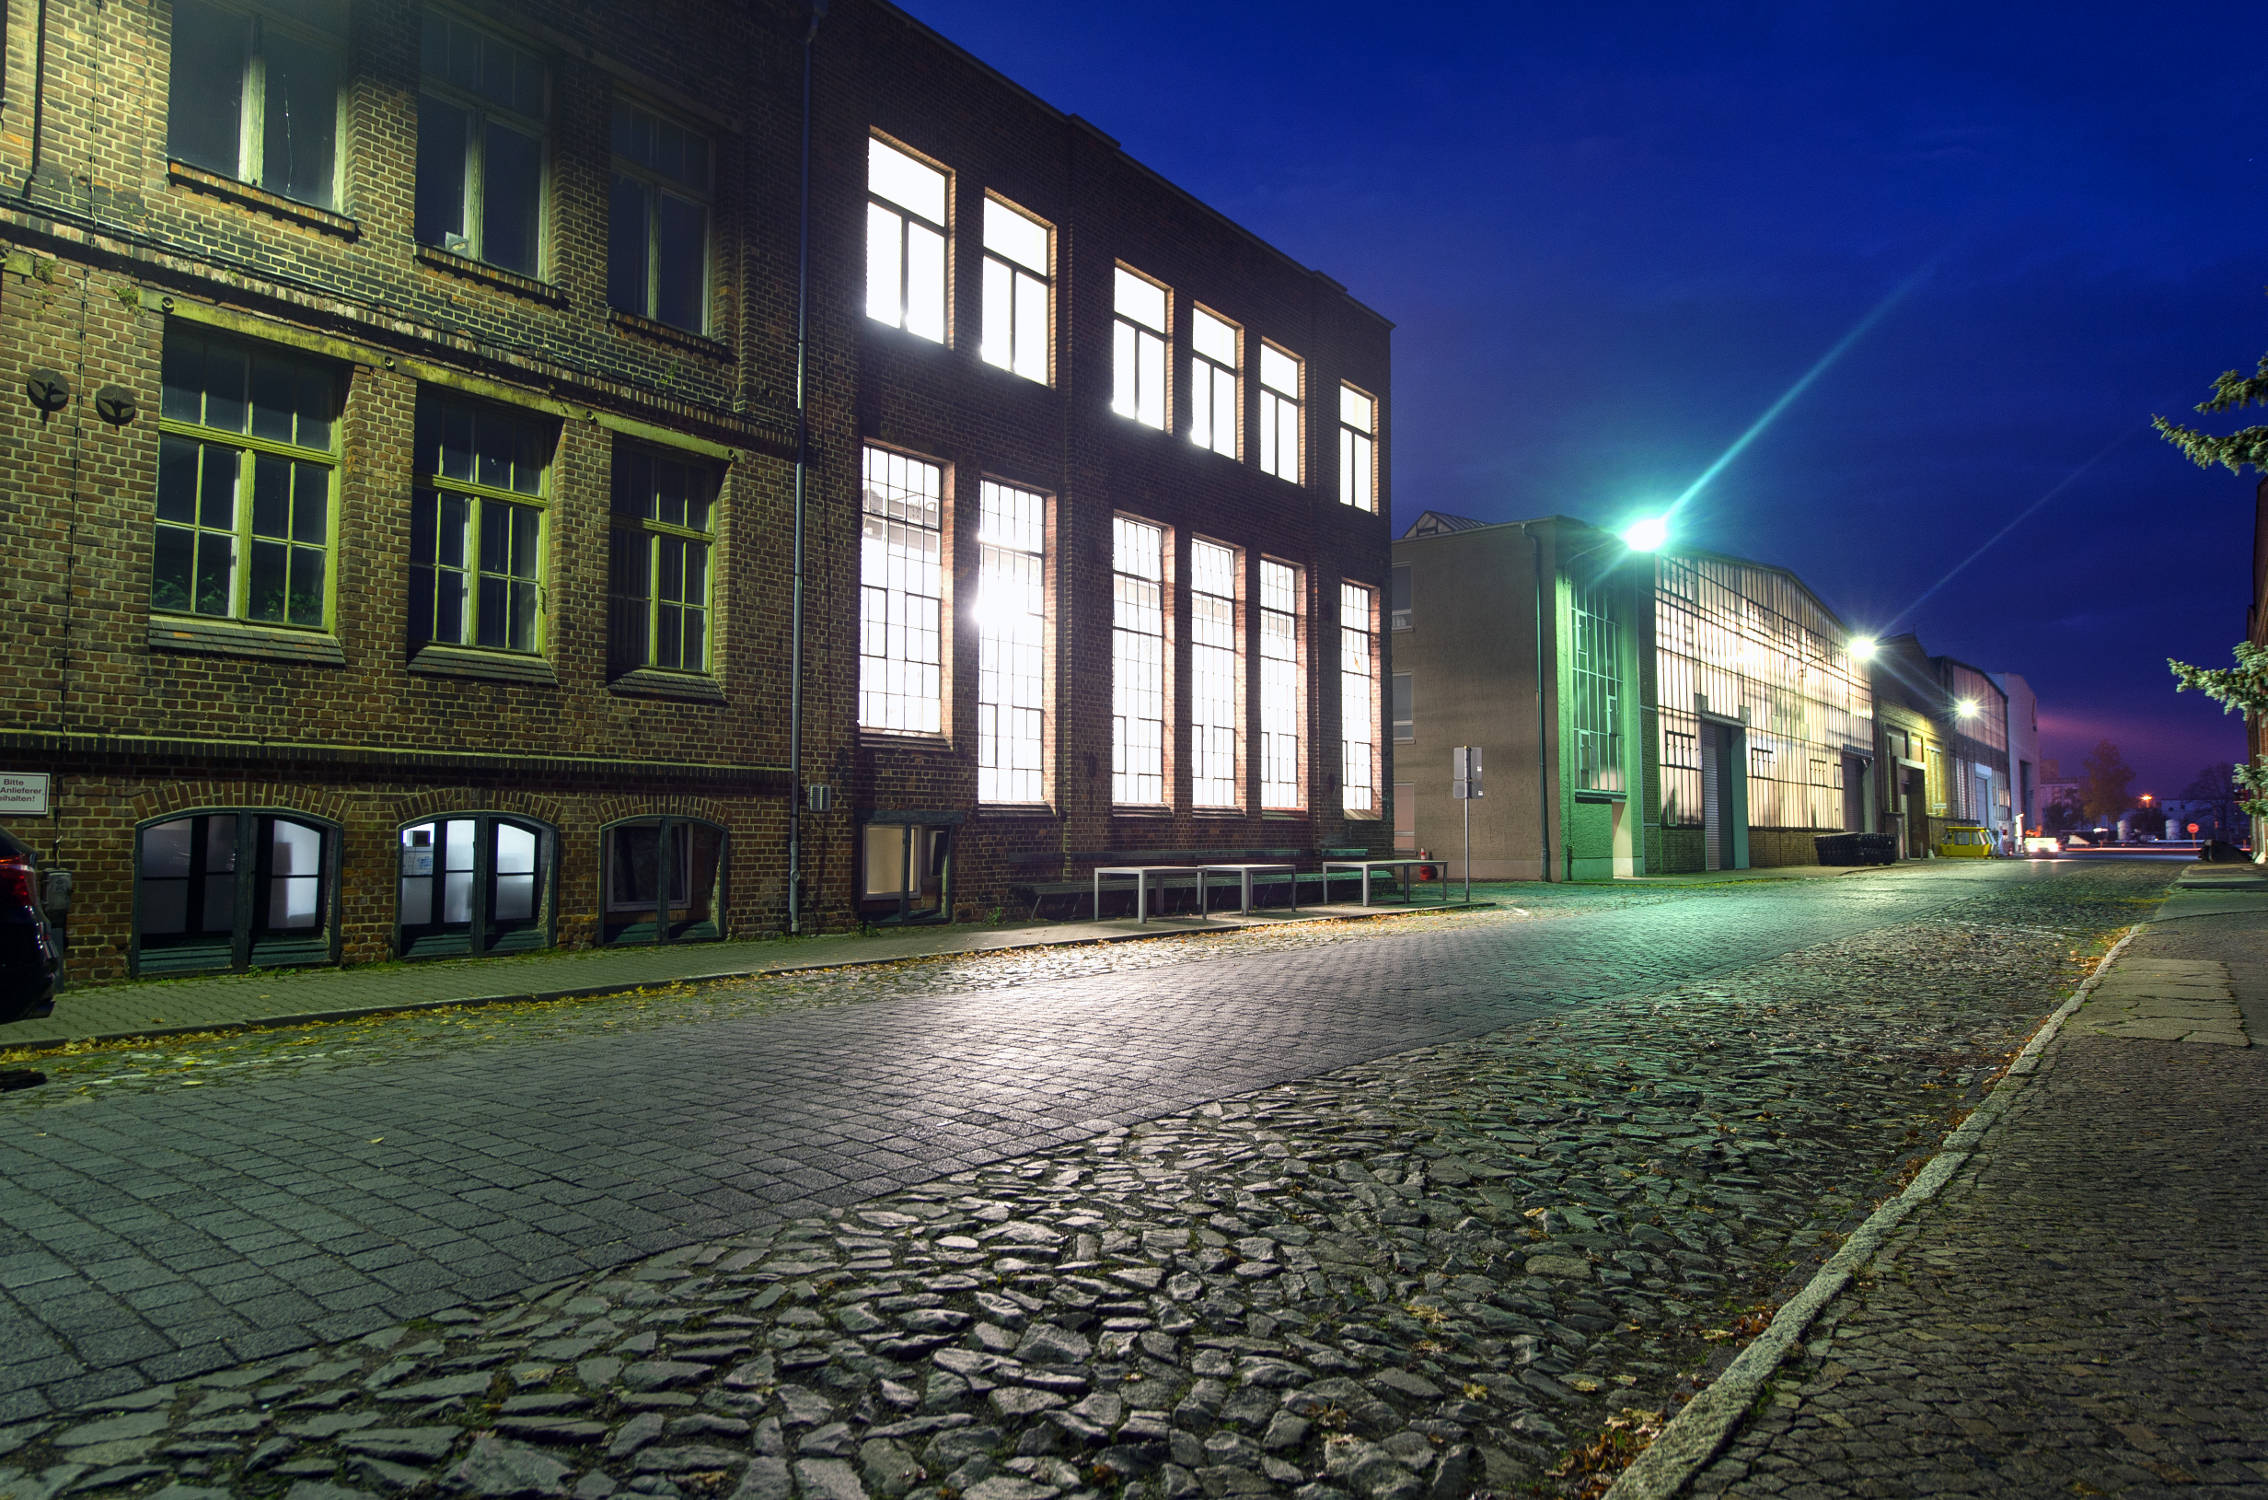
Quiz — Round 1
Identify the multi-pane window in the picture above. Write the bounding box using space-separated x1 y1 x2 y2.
397 815 551 958
860 447 944 733
1339 384 1376 511
976 481 1046 804
1113 267 1169 431
167 0 343 208
136 811 334 975
1189 307 1239 458
980 199 1050 383
1570 579 1624 793
1392 672 1414 741
409 394 552 655
608 447 716 675
1260 558 1303 809
1391 563 1412 630
1190 539 1241 808
608 100 711 332
1340 582 1376 813
155 328 337 628
416 12 547 276
1112 517 1167 805
603 817 725 945
867 137 948 342
1259 344 1302 483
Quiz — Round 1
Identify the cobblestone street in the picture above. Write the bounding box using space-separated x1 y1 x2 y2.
0 861 2172 1499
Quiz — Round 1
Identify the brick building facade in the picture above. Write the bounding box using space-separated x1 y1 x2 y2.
1 0 1391 987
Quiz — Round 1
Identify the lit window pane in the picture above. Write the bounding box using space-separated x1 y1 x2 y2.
1340 385 1373 432
1115 268 1166 331
983 199 1047 273
904 223 946 342
867 201 903 325
1261 344 1298 395
1014 269 1048 381
981 257 1012 370
1137 329 1165 430
869 137 946 224
1192 308 1236 366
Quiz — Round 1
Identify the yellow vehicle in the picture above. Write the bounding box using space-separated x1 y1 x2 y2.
1935 824 1996 858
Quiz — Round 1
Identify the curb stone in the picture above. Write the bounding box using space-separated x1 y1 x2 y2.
1602 921 2145 1499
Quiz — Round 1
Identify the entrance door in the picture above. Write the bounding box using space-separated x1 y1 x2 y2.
1842 753 1868 831
1702 725 1723 871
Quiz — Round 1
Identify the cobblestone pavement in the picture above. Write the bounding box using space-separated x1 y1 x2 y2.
0 861 2169 1500
1691 874 2268 1498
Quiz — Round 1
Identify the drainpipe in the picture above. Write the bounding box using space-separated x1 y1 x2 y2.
787 0 826 934
1522 523 1553 882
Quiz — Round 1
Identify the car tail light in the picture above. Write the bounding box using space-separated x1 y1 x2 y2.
0 857 37 912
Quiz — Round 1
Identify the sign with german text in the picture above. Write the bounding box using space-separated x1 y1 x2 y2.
0 772 51 816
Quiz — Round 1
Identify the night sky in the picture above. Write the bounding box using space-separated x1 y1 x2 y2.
897 0 2268 797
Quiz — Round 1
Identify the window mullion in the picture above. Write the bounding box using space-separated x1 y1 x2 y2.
465 107 487 260
241 25 265 184
229 444 252 620
647 529 663 666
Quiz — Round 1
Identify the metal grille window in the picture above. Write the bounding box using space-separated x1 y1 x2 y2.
1340 582 1377 813
608 446 715 675
977 481 1046 804
1113 267 1169 431
1190 539 1241 808
168 0 343 208
867 136 948 342
416 12 547 276
980 198 1050 383
409 393 553 655
1112 517 1167 804
608 100 711 332
155 328 338 628
1260 558 1303 809
859 447 944 733
1258 344 1302 483
1569 579 1624 793
1338 384 1376 511
1189 307 1239 458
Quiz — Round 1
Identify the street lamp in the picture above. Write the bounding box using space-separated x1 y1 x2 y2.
1954 698 1979 719
1621 514 1670 552
1849 635 1877 661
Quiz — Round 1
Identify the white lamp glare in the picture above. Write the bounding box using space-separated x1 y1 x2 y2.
1955 697 1979 719
1621 515 1669 552
1849 635 1876 661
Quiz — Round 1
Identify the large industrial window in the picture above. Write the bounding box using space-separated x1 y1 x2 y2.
1258 344 1302 484
1189 307 1239 458
1260 558 1304 809
608 99 711 332
1339 384 1376 511
1113 517 1167 805
409 392 553 655
1190 539 1241 808
867 136 948 342
155 328 338 629
1569 579 1624 793
602 817 725 945
135 810 337 976
397 814 553 959
416 12 547 276
168 0 343 209
980 198 1050 383
608 445 715 676
1113 267 1169 431
1392 672 1414 742
1341 582 1377 813
977 480 1046 804
860 447 944 733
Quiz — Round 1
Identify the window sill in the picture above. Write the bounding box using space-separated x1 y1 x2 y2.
1261 809 1309 819
978 803 1059 819
166 160 360 240
1193 807 1250 818
609 307 732 362
858 727 950 745
1573 789 1628 803
608 668 726 704
149 614 345 665
1343 809 1384 821
1110 806 1173 819
415 243 566 306
408 643 558 686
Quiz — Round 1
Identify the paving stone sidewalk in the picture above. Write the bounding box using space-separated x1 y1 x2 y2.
1689 865 2268 1496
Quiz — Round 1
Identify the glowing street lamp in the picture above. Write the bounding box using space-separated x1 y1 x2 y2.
1620 515 1670 553
1954 698 1979 719
1849 635 1877 662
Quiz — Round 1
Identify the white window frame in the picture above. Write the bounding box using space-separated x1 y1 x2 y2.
1112 516 1168 806
976 480 1047 804
1340 582 1377 814
1113 266 1170 431
1189 306 1239 459
1190 539 1242 809
980 197 1051 384
1259 343 1303 484
867 135 949 344
1338 383 1376 511
859 446 945 734
167 0 346 210
1260 558 1304 810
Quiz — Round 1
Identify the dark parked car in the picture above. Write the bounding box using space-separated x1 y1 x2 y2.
0 828 62 1022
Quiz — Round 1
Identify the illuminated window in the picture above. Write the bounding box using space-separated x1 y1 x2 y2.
1569 579 1623 793
168 0 344 208
608 100 711 332
409 392 553 655
416 12 547 276
977 481 1046 804
1189 307 1239 458
608 446 716 675
867 136 948 342
1340 582 1376 813
1258 344 1302 483
1338 384 1376 511
1113 267 1169 430
135 811 337 976
981 198 1050 383
1190 539 1241 808
397 815 553 958
1113 517 1167 804
859 447 944 733
155 328 339 629
1260 558 1303 808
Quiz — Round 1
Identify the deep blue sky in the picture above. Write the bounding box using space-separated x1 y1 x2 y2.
900 0 2268 796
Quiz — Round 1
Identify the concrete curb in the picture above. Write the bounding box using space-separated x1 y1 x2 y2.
1603 921 2146 1499
4 900 1487 1054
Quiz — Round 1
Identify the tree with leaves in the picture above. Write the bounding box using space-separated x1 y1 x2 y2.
2078 739 2134 823
2167 647 2268 825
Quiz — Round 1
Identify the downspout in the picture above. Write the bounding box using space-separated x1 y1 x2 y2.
1523 523 1553 881
787 0 827 934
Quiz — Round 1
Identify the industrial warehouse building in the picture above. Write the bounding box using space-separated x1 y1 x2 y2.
0 0 1391 985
